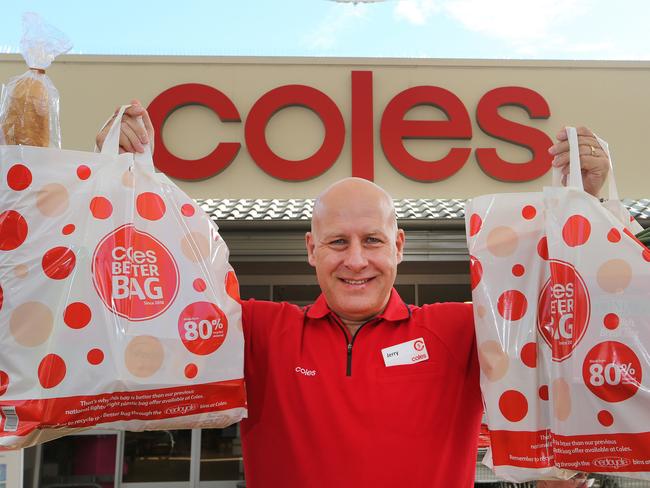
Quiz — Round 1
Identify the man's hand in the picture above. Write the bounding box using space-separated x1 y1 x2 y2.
95 99 154 154
548 126 609 198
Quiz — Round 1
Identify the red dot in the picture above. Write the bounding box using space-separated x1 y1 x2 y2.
520 342 537 368
470 256 483 291
0 284 3 311
469 214 482 237
62 224 75 235
193 278 207 292
603 313 619 330
38 354 67 389
42 247 76 280
512 264 525 277
225 271 241 303
185 363 198 379
136 192 166 221
0 210 28 251
607 228 621 243
64 302 92 329
181 204 196 217
7 164 32 190
562 214 591 247
497 290 528 321
0 370 8 396
87 348 104 365
499 390 528 422
522 205 536 220
76 165 91 180
598 410 614 427
90 197 113 219
537 237 549 260
539 385 549 401
643 249 650 263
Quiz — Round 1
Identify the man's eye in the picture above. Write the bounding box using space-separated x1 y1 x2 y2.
330 239 346 245
366 237 382 244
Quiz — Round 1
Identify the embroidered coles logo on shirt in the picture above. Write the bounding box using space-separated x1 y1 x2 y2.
92 224 180 321
537 259 590 361
382 337 429 367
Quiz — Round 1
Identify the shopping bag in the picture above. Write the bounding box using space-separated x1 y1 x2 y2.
542 127 650 479
0 106 246 449
467 127 645 482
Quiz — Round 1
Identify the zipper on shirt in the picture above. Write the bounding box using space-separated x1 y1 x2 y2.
331 316 373 377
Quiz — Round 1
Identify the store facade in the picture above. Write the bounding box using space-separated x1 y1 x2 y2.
1 55 650 487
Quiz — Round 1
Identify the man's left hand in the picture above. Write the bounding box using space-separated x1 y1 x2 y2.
548 126 609 197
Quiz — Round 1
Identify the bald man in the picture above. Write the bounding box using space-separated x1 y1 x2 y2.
98 104 610 488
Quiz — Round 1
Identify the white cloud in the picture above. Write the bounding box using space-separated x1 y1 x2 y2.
394 0 441 25
306 4 369 50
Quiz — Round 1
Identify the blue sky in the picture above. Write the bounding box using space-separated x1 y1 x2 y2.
1 0 649 59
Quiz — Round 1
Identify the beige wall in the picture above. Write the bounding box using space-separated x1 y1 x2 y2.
1 55 649 199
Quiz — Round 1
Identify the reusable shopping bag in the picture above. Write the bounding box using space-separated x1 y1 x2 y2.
0 106 246 449
466 128 643 482
541 127 650 480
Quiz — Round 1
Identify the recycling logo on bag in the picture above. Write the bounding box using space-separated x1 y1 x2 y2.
537 259 591 361
92 224 180 321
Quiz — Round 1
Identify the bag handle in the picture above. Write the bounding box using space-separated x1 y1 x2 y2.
99 104 155 172
594 135 620 201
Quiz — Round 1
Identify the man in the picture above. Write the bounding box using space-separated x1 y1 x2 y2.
98 102 610 487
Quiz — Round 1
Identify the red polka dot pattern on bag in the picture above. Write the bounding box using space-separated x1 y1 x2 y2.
0 210 28 251
136 192 166 221
521 205 536 220
87 348 104 365
470 256 482 290
520 342 537 368
643 249 650 262
498 390 528 422
90 196 113 219
511 264 525 277
469 214 482 237
62 224 76 235
64 302 92 329
193 278 207 292
42 247 76 280
603 313 619 330
0 284 3 311
607 228 621 243
7 164 32 191
538 385 549 401
598 410 614 427
225 271 241 303
0 370 8 396
38 354 67 389
76 165 91 180
497 290 527 321
537 236 549 260
185 363 198 379
562 214 591 247
181 204 195 217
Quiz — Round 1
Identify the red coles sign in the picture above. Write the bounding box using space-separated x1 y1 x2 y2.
147 71 552 183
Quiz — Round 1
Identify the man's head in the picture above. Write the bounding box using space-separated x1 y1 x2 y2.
305 178 405 324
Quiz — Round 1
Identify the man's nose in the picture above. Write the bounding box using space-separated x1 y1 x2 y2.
344 241 368 271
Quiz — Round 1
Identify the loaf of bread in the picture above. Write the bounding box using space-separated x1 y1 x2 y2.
1 72 50 147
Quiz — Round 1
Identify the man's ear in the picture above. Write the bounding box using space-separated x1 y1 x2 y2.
395 228 405 264
305 232 317 267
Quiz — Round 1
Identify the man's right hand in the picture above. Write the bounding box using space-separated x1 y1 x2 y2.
95 99 154 154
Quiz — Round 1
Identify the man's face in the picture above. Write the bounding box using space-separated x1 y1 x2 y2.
305 180 405 324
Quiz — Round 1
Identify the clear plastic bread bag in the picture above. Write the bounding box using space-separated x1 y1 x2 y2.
0 12 72 148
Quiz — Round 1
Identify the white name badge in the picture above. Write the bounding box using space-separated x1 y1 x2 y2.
381 337 429 367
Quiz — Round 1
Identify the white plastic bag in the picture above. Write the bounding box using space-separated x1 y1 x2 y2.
0 106 246 449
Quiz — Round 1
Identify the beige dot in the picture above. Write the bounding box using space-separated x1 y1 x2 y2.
487 226 519 257
552 378 571 421
478 340 509 382
121 169 135 188
597 259 632 294
181 232 210 263
10 301 54 347
37 183 69 217
14 264 28 278
124 335 164 378
477 305 487 319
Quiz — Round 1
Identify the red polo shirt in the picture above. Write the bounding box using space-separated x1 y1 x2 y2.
240 289 482 488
